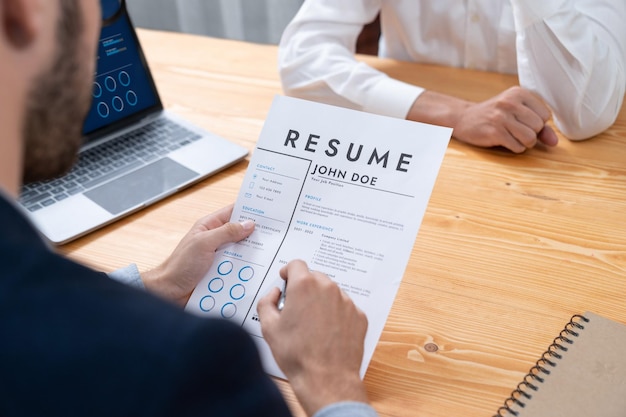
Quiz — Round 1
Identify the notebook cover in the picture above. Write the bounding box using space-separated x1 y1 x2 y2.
497 311 626 417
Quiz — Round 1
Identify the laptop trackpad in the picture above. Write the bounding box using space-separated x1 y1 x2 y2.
84 158 198 215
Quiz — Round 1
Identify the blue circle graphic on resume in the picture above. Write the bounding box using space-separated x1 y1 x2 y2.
208 277 224 293
218 260 234 275
198 259 257 321
230 284 245 300
221 303 237 319
238 266 254 281
199 295 216 312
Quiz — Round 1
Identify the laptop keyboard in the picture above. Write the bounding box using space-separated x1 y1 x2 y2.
19 118 202 213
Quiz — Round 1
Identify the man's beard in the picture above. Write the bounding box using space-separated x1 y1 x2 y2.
22 0 93 184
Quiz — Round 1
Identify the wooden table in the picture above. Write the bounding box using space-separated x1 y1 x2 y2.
61 29 626 417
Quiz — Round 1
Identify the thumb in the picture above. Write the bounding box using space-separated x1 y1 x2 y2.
538 125 559 147
201 220 255 251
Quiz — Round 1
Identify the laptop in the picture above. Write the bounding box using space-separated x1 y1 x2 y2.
18 3 248 245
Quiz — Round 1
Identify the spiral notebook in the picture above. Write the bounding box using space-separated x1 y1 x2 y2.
494 311 626 417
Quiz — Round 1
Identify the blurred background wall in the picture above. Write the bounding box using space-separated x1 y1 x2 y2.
126 0 305 44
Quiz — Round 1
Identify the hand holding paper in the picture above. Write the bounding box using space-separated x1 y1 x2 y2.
258 259 369 416
141 205 255 306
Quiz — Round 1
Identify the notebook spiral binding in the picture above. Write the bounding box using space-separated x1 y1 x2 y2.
493 314 590 417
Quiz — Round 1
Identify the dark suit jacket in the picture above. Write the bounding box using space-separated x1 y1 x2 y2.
0 196 292 417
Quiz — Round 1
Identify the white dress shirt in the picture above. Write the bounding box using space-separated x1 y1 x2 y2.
278 0 626 139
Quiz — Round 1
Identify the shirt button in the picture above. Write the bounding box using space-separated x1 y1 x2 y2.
471 13 480 23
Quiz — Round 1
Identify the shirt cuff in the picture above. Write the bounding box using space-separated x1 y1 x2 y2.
313 402 379 417
510 0 569 29
362 76 425 120
108 264 145 290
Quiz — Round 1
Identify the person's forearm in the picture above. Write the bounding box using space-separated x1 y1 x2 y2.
406 90 472 129
408 86 558 153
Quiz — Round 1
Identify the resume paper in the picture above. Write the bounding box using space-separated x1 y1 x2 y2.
186 95 452 378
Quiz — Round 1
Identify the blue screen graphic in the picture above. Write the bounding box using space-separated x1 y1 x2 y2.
82 14 158 135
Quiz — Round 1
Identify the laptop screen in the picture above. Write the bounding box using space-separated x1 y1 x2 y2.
82 8 160 138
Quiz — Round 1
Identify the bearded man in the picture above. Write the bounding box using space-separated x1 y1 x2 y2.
0 2 376 416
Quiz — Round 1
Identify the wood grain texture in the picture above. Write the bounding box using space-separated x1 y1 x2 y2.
60 29 626 417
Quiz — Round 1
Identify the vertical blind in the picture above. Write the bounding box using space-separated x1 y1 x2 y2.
126 0 304 44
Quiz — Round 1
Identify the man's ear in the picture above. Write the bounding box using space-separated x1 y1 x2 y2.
1 0 41 49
